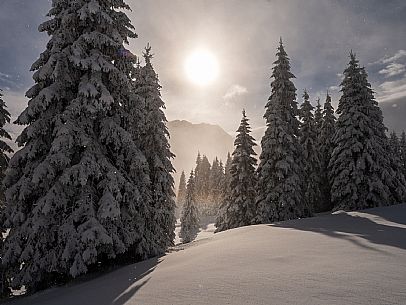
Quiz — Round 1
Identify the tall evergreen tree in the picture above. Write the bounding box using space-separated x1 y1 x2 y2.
180 171 200 243
1 0 151 291
314 97 323 139
0 89 13 187
215 110 257 232
176 171 187 210
200 155 211 200
194 152 202 200
133 45 176 253
329 52 406 211
319 92 336 211
255 39 306 223
389 131 404 183
215 153 232 230
299 90 321 214
0 89 13 297
389 131 401 155
400 131 406 177
223 152 232 198
194 152 202 176
195 155 211 213
208 157 224 211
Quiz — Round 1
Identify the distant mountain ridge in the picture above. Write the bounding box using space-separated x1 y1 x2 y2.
167 120 234 188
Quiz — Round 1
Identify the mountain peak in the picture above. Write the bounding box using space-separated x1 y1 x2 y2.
167 120 234 187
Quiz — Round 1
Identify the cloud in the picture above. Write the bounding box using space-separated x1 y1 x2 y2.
0 72 14 87
381 50 406 64
329 85 340 91
377 74 406 102
223 84 248 100
371 50 406 66
0 72 11 80
337 73 344 81
379 62 406 77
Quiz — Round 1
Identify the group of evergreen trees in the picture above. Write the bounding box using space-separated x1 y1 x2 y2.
177 152 232 216
177 153 232 242
213 40 406 233
0 0 175 295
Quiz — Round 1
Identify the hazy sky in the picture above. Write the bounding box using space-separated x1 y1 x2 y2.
0 0 405 139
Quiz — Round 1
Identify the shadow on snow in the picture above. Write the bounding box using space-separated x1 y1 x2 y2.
3 257 161 305
271 203 406 252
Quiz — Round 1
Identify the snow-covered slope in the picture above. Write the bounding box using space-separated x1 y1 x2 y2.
5 204 406 305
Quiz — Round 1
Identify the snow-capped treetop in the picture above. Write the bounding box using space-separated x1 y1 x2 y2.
265 38 298 130
0 89 13 169
314 97 323 137
299 90 314 134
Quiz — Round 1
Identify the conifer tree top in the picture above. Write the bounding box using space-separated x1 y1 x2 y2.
0 89 13 152
143 43 154 66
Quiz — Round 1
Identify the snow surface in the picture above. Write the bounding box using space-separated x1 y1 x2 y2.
5 204 406 305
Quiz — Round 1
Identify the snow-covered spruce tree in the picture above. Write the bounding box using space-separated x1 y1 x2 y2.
132 45 176 254
255 39 307 223
215 153 232 231
1 0 152 292
200 155 211 200
299 90 321 214
314 98 323 140
208 157 224 213
0 89 13 186
389 131 404 178
195 155 211 214
0 89 13 298
361 68 406 206
193 152 202 200
180 171 200 243
176 171 187 210
329 52 406 211
400 131 406 177
216 110 257 232
389 131 401 155
223 152 232 197
319 92 336 211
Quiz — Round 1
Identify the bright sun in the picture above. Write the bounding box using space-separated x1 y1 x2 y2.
184 49 219 86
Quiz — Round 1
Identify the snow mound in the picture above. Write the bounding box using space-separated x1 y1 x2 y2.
5 204 406 305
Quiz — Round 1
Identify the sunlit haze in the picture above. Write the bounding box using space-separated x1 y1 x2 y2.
184 49 219 86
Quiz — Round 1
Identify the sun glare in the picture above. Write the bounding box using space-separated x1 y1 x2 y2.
184 49 219 86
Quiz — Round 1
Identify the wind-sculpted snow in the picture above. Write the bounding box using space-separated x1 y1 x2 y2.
5 204 406 305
